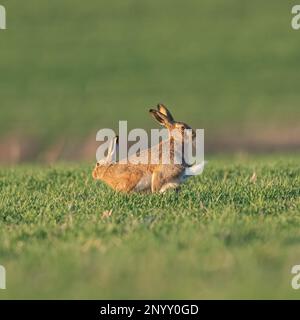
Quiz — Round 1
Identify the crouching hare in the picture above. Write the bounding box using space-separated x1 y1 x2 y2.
92 104 205 193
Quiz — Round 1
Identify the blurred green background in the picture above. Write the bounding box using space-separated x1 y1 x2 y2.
0 0 299 162
0 1 300 300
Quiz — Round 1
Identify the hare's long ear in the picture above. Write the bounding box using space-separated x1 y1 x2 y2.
106 136 118 163
157 103 174 122
149 109 170 127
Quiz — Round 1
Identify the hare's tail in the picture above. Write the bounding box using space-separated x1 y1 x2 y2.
185 161 207 176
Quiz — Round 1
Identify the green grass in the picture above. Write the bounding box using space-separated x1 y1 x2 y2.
0 154 299 299
0 1 299 298
0 0 299 145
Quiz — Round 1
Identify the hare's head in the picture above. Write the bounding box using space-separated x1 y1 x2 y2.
149 103 196 143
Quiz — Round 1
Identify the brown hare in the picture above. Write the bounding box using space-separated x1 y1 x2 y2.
92 104 205 193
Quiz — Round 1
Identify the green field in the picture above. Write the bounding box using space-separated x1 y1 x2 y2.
0 155 299 299
0 0 299 147
0 0 300 300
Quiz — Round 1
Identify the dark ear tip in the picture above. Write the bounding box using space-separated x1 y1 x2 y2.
149 109 156 113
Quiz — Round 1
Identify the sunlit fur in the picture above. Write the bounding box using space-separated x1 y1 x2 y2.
92 104 198 193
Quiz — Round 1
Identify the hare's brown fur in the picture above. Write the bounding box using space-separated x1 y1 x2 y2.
92 104 196 193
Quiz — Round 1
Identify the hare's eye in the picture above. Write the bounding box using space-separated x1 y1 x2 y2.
96 162 100 167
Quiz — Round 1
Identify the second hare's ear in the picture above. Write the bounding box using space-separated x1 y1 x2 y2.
157 103 174 122
149 109 169 126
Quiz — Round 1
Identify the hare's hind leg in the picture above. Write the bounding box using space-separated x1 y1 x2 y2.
151 166 182 193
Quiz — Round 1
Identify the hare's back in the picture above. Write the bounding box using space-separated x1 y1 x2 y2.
103 164 151 193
